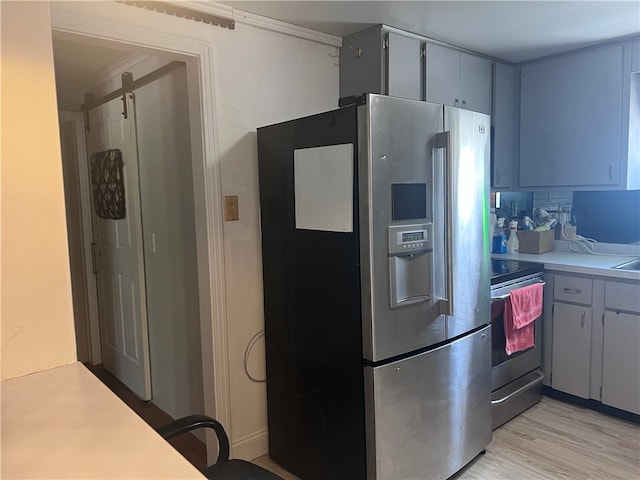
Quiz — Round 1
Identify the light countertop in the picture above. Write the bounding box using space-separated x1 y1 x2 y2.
1 362 205 479
492 241 640 281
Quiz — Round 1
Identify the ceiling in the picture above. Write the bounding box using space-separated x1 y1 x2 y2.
53 38 133 91
221 1 640 62
52 0 640 94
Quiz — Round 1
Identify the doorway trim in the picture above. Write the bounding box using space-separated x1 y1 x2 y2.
58 111 102 365
50 3 232 436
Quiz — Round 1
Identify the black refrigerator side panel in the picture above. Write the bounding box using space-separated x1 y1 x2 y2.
257 106 366 480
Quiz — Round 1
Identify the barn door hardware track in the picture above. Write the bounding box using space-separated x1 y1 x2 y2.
82 61 183 130
119 1 235 30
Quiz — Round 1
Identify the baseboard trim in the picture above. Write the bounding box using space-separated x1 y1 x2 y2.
543 386 640 424
231 428 268 461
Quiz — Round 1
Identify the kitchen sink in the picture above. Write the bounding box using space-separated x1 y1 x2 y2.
612 258 640 271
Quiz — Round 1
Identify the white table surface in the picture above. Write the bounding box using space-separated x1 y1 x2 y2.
1 362 205 479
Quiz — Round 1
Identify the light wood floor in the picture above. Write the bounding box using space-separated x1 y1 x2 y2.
88 367 638 480
253 397 640 480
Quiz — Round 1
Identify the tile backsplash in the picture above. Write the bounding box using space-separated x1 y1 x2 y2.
493 190 639 244
532 191 574 214
493 190 575 220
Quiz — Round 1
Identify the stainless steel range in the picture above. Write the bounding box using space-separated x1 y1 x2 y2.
490 259 545 429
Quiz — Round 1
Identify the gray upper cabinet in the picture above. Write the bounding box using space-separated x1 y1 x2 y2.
491 62 516 189
460 52 494 115
630 40 639 180
519 42 637 189
340 26 422 101
340 25 494 116
424 43 459 106
424 42 493 115
386 32 423 100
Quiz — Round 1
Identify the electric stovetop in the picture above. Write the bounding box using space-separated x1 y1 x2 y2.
490 258 544 286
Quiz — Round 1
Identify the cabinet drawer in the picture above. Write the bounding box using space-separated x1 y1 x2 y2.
554 276 593 305
605 282 640 313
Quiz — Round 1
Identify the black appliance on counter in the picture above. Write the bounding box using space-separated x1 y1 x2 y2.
490 259 545 429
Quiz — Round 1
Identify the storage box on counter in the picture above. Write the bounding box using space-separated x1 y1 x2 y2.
518 229 555 254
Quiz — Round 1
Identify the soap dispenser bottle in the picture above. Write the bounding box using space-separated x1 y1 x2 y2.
506 221 520 254
492 218 507 254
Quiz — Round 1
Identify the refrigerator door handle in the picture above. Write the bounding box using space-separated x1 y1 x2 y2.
436 131 454 317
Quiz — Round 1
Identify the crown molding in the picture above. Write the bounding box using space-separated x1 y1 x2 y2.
168 1 342 47
165 0 234 19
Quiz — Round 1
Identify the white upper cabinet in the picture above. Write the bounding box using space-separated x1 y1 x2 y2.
519 42 637 189
424 42 493 115
491 62 516 189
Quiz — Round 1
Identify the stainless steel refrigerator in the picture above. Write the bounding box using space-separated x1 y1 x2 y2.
257 94 491 480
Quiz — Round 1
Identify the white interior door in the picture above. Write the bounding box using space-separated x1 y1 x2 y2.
86 94 152 400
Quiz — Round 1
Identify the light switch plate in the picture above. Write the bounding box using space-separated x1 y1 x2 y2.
224 195 239 221
148 232 156 253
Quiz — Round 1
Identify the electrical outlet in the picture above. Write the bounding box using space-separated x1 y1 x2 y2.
149 232 156 253
224 195 239 221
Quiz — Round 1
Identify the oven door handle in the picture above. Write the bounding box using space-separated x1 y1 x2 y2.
491 371 544 405
490 280 546 301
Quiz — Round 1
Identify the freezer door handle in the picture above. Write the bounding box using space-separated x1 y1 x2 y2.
436 131 454 316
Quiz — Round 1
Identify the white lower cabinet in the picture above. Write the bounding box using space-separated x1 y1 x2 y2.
602 311 640 414
601 280 640 415
552 302 592 399
548 273 640 416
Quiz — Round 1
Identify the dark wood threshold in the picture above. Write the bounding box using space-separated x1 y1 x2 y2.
84 363 208 471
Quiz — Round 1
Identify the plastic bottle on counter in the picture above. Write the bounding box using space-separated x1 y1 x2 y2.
521 216 533 231
492 218 507 254
506 221 520 254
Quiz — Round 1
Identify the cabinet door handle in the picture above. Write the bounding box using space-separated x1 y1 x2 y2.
609 165 613 181
496 168 501 184
581 310 586 329
563 288 582 295
383 33 390 95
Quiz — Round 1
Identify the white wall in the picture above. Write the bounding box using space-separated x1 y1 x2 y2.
50 1 340 458
1 1 77 381
212 22 340 456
